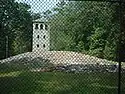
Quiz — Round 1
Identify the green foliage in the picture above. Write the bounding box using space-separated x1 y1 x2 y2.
0 0 33 58
49 1 119 61
31 13 41 20
0 0 120 61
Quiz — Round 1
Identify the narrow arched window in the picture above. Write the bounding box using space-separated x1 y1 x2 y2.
37 35 39 39
35 24 39 29
45 24 48 30
40 24 43 29
43 44 45 48
37 44 39 48
43 35 46 39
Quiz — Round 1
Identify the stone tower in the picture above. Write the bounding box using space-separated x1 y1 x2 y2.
32 18 50 52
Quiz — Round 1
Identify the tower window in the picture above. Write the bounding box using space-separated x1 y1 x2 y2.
43 35 46 39
37 44 39 48
35 24 39 29
37 35 39 39
43 44 45 48
40 24 43 29
45 24 48 30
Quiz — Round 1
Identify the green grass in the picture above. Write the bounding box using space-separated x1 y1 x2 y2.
0 71 125 94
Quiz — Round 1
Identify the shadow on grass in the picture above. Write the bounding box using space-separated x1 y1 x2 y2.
0 71 124 94
59 72 118 94
0 71 39 94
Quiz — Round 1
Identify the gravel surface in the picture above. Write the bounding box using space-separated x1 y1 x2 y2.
0 51 117 65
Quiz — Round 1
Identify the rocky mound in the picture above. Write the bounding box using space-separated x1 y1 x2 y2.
0 51 122 73
0 51 117 65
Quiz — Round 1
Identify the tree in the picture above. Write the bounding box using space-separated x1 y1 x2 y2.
0 0 33 58
49 1 119 61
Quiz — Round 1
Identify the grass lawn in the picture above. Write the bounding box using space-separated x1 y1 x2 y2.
0 71 125 94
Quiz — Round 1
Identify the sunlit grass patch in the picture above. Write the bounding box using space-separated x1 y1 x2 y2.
0 71 22 78
90 83 118 89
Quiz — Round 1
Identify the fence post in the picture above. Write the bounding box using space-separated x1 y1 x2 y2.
118 0 123 94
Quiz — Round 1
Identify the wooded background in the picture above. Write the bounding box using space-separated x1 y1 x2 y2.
0 0 121 61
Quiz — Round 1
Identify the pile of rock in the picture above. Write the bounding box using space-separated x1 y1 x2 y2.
54 63 120 73
0 51 122 73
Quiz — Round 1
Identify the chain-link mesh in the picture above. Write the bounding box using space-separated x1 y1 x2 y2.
0 0 124 94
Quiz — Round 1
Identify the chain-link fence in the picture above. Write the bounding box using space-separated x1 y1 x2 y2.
0 0 125 94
